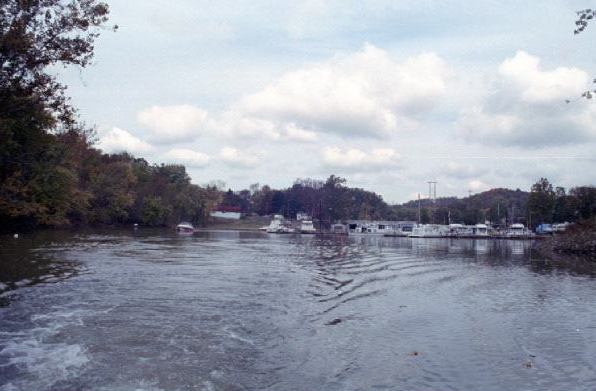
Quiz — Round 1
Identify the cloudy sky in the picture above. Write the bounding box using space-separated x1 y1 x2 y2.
58 0 596 203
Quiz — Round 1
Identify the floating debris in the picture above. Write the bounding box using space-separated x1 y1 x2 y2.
326 318 342 326
408 351 420 356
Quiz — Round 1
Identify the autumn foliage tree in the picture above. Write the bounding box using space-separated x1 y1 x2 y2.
1 2 221 230
1 0 112 227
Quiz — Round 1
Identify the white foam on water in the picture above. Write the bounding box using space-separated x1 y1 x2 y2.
96 379 181 391
0 308 93 391
14 279 31 287
221 326 255 345
0 338 88 391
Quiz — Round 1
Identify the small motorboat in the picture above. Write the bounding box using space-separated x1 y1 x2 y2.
176 222 195 234
299 220 317 234
266 215 295 233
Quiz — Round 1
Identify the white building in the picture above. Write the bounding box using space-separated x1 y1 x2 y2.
210 211 241 220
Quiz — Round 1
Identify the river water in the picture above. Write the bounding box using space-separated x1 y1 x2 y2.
0 230 595 391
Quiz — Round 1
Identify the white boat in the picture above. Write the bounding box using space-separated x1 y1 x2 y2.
552 222 570 233
448 223 488 238
504 223 535 238
266 215 295 233
474 224 489 237
300 220 317 234
348 221 393 235
409 224 450 238
348 220 417 236
176 222 194 234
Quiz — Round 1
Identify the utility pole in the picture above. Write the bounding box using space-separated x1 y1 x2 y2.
417 193 421 224
427 180 437 224
427 181 437 204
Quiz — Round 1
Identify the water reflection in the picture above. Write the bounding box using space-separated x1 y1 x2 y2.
0 232 83 306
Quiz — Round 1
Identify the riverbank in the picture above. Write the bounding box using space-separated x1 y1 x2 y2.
201 216 270 231
536 218 596 261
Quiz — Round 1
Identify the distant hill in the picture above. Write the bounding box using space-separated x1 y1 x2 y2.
392 188 529 225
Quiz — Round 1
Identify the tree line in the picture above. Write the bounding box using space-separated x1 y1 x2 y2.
218 175 393 225
218 177 594 228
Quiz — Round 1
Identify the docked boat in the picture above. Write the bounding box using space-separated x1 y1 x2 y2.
503 223 535 239
299 220 317 234
384 228 410 237
536 224 554 235
474 224 489 237
409 224 450 238
266 215 295 233
176 222 194 234
552 222 570 233
448 223 489 238
330 223 348 235
348 222 387 235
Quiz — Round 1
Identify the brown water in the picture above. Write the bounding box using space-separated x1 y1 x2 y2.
1 229 595 391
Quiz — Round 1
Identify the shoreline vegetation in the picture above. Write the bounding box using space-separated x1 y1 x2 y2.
535 218 596 260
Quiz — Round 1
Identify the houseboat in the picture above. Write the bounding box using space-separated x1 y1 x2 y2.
409 224 450 238
448 223 489 238
384 222 416 237
347 220 416 235
552 222 570 233
299 220 317 234
504 223 535 239
330 223 348 235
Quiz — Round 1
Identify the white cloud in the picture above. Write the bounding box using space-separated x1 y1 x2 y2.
322 146 401 170
162 148 210 168
284 123 318 142
498 51 588 103
219 147 261 168
442 161 484 180
458 51 596 147
134 46 449 145
240 44 451 138
206 111 281 140
468 180 491 192
137 105 208 143
97 127 152 154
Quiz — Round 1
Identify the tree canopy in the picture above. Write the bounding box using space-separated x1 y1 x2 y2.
0 1 224 230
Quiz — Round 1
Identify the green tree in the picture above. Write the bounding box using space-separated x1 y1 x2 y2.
141 196 171 226
527 178 556 226
1 0 112 229
87 159 136 224
569 186 596 220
